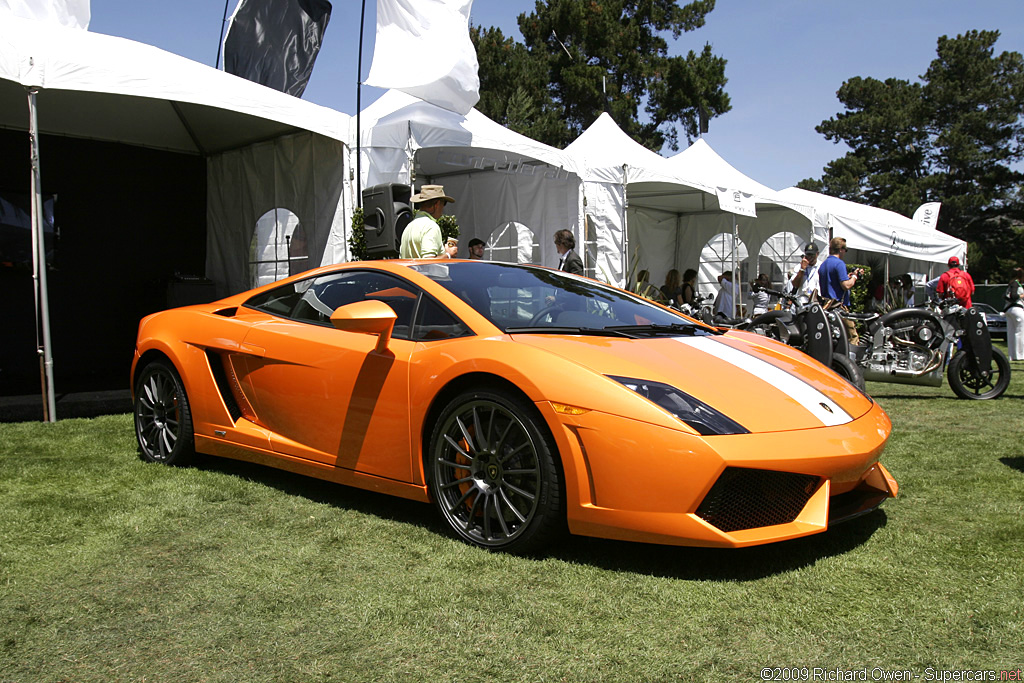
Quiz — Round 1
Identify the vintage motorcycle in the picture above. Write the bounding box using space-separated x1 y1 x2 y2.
677 292 716 325
737 288 867 390
839 298 1010 400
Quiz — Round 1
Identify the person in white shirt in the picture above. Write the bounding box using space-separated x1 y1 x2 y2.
749 273 771 316
787 242 821 305
714 270 736 319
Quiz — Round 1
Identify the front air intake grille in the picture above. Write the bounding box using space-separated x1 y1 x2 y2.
695 468 820 532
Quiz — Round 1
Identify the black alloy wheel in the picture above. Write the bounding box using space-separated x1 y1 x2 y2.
947 347 1011 400
428 389 563 553
134 360 196 465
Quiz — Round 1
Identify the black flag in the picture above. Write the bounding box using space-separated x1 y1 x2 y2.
223 0 332 98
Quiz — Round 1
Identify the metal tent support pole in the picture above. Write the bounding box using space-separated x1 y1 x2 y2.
884 256 890 309
621 164 629 288
732 215 738 318
27 88 56 422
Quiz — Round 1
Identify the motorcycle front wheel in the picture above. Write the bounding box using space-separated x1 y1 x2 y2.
831 353 867 392
947 347 1011 400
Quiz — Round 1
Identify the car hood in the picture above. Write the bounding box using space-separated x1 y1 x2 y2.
511 331 874 433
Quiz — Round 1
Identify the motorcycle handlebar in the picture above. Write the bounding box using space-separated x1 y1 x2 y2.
751 284 797 302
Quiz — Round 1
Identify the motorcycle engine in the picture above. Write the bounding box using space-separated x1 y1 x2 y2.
866 326 940 376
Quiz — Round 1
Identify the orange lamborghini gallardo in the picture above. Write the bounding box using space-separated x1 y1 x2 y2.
132 260 897 553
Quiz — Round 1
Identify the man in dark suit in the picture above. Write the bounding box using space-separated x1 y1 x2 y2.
553 229 584 275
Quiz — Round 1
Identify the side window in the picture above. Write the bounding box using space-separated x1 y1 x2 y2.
245 270 420 340
412 296 472 341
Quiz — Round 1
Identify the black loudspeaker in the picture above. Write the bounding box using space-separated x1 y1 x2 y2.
362 183 412 258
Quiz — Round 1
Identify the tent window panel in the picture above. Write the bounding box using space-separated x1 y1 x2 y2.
486 221 539 265
757 231 805 289
699 232 748 287
249 207 308 288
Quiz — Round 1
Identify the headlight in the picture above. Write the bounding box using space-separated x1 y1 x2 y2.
608 375 749 436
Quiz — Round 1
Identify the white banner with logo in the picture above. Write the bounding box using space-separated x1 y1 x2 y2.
715 186 757 218
912 202 941 229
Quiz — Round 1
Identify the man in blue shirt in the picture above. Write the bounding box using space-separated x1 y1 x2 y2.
818 237 863 306
818 236 864 345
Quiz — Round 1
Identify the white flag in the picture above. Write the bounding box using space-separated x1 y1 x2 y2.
912 202 941 229
0 0 89 28
715 187 757 218
363 0 479 115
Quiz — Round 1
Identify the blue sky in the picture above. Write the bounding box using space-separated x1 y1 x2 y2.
88 0 1024 193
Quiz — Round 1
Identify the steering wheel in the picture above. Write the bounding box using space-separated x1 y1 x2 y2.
528 305 561 326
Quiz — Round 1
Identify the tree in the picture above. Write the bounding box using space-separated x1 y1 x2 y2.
472 0 730 151
801 30 1024 280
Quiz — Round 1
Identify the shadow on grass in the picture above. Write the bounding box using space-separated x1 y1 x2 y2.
545 510 888 581
195 454 439 533
195 453 889 581
1000 456 1024 473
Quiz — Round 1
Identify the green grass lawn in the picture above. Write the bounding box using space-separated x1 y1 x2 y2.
2 367 1023 682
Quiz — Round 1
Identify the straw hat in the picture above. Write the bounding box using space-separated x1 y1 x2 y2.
410 184 455 204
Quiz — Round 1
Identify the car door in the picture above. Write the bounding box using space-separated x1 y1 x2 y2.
237 270 419 482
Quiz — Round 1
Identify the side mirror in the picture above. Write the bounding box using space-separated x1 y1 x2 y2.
330 300 397 353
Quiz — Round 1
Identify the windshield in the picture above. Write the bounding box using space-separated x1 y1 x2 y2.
409 261 707 334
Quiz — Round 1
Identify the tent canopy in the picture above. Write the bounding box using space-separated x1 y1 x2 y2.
565 116 819 295
0 13 349 154
0 14 355 298
358 90 581 270
778 186 966 275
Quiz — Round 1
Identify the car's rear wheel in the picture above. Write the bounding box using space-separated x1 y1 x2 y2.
428 388 562 553
134 360 195 465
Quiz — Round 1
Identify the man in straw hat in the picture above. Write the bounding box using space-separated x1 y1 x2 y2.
400 184 458 259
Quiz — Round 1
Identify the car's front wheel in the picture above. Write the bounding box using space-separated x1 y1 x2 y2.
134 360 196 465
428 388 563 553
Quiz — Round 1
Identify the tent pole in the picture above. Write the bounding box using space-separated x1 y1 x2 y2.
884 256 890 310
621 164 628 288
732 215 738 317
27 88 56 422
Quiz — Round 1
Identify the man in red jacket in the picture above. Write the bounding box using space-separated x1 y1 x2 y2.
936 256 975 308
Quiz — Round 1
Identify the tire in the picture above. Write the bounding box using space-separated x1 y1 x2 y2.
428 388 563 553
947 347 1011 400
134 360 196 465
831 352 866 392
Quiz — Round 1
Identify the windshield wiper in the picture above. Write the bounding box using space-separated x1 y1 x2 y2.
505 326 638 338
605 323 712 336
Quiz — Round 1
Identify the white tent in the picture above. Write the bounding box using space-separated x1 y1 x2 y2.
778 186 967 283
565 116 820 303
660 140 820 296
0 13 353 296
564 112 687 286
0 14 354 407
357 90 581 267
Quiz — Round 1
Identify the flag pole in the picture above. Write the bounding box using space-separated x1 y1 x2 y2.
216 0 231 69
356 0 366 209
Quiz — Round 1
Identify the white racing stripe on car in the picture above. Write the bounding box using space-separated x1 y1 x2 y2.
674 336 852 427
